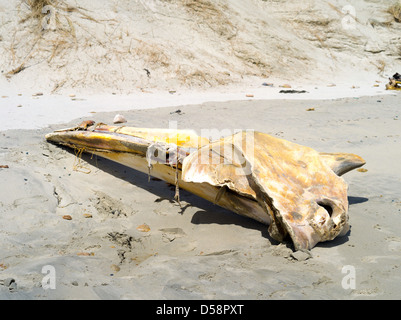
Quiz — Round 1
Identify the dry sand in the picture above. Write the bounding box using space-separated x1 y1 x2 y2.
0 92 400 299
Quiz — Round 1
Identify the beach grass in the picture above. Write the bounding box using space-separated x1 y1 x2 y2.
388 1 401 22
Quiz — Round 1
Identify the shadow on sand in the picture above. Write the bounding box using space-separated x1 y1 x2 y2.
77 150 276 243
62 148 367 250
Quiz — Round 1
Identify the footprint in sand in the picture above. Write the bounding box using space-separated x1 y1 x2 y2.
92 191 136 218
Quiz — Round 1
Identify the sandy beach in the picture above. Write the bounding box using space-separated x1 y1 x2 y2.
0 0 401 301
0 90 400 299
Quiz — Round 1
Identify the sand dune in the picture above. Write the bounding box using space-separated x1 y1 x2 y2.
0 0 400 94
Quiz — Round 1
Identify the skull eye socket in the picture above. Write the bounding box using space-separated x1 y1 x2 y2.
317 201 333 217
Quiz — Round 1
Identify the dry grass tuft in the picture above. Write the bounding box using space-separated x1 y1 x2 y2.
21 0 96 33
182 0 237 39
5 0 100 81
388 2 401 22
20 0 62 31
132 39 170 68
23 0 58 20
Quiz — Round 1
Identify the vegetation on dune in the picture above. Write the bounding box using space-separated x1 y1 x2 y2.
388 1 401 22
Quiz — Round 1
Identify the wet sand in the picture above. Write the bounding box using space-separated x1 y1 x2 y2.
0 93 400 299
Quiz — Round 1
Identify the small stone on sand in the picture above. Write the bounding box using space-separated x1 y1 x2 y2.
291 250 311 261
111 264 120 272
137 224 151 232
113 114 127 124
